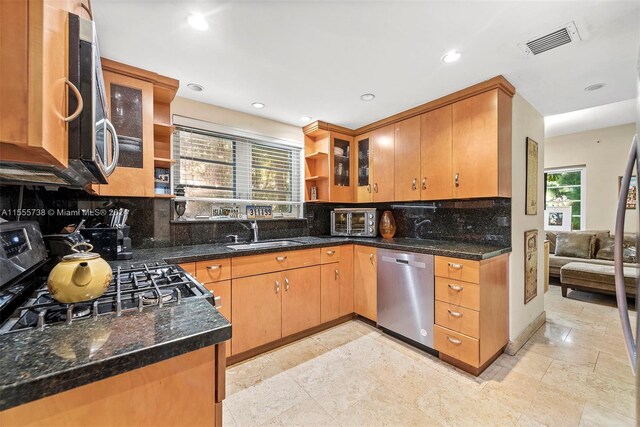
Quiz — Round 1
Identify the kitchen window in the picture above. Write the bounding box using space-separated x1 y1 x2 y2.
173 125 302 220
544 167 586 230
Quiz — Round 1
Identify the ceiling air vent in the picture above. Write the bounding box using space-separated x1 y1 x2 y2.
519 21 582 56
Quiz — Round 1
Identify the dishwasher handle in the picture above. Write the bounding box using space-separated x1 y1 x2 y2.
380 255 427 269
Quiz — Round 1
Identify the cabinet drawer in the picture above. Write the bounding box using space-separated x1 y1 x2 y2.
434 325 479 367
321 246 341 264
179 262 196 276
434 277 479 311
196 259 231 283
435 256 480 283
435 301 479 339
232 249 321 278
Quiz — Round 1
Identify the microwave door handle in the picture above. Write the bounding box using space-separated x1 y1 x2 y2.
103 118 119 176
614 133 638 374
347 213 352 235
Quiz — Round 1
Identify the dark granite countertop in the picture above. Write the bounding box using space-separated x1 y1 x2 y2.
110 236 511 268
0 298 231 411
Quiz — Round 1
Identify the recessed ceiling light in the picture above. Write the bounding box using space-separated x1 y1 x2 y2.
187 13 209 31
187 83 204 92
442 51 462 63
300 116 312 122
360 93 375 101
252 102 265 109
584 83 606 91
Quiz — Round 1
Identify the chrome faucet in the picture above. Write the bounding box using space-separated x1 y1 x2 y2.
250 221 259 242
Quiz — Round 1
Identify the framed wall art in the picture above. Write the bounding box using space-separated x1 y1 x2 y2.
618 175 637 210
525 137 539 215
543 206 572 231
524 229 538 304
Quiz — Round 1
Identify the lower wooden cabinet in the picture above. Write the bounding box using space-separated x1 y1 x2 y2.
338 245 354 317
321 263 341 323
204 280 232 357
231 272 282 355
354 245 377 321
282 266 321 336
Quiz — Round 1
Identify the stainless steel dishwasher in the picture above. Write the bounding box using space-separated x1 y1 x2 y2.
377 249 435 349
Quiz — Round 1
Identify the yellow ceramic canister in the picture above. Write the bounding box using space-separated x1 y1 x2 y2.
47 243 113 303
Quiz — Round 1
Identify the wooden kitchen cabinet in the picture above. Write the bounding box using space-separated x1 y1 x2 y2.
91 69 155 197
433 253 509 374
420 105 453 200
355 133 373 203
394 116 421 201
371 125 395 202
452 89 512 199
321 263 341 323
231 272 282 355
354 245 377 322
0 0 74 167
281 266 321 337
204 280 232 357
339 245 354 316
329 132 355 203
195 258 231 284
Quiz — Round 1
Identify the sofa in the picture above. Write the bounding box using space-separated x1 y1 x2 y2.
545 230 638 298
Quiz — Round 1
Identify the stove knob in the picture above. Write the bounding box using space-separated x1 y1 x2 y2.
369 221 374 226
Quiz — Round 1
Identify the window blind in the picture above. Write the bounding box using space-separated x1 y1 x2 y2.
173 126 302 219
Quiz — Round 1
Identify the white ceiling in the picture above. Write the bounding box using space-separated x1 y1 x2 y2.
92 1 640 130
545 98 636 137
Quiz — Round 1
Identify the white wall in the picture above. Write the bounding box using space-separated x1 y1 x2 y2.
171 97 304 144
509 93 546 341
545 123 637 233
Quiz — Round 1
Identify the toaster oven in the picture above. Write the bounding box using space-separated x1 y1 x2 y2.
331 208 378 237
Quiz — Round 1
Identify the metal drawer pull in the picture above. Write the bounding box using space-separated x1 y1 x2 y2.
326 250 336 255
447 336 462 345
422 177 427 190
335 269 339 280
214 295 222 309
63 78 83 122
454 173 460 187
369 253 374 265
373 183 378 193
284 277 290 291
207 265 222 270
276 256 287 262
367 184 371 193
448 284 464 292
448 310 463 318
448 262 463 269
412 178 417 190
275 280 280 293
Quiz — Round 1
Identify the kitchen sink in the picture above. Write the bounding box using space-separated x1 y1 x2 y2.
226 240 302 251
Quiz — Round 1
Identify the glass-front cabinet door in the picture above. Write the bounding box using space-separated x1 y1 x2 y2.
330 132 354 202
93 71 154 197
355 133 373 203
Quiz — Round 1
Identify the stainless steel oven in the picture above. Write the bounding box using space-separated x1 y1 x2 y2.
330 208 378 237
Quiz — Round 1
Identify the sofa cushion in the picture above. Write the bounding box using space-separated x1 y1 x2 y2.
560 262 638 287
596 235 637 263
546 230 609 255
555 233 595 259
549 255 614 270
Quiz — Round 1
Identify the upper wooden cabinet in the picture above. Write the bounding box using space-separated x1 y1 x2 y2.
329 132 355 203
371 125 395 202
394 116 421 201
355 133 373 203
0 0 73 167
452 89 512 198
420 105 453 200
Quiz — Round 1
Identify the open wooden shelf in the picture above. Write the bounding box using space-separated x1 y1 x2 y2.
154 193 176 199
305 151 328 160
154 123 175 137
154 157 176 168
305 175 328 181
305 199 329 203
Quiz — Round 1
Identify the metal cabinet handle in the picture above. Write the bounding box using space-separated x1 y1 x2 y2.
369 253 374 265
373 183 378 193
448 310 463 318
104 118 119 176
207 265 222 270
454 173 460 187
448 284 464 292
276 256 287 262
326 250 336 255
275 280 280 293
447 336 462 345
422 177 427 190
412 178 417 190
335 269 339 280
448 262 463 270
214 295 222 310
63 78 83 122
367 184 371 193
284 277 290 291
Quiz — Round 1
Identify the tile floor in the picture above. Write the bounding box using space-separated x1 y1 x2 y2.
224 285 637 426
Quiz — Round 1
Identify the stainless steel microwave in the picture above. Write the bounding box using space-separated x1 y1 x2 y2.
331 208 378 237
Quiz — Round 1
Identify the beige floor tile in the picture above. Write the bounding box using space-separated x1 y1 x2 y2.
225 372 310 426
528 322 572 344
226 353 284 396
333 386 443 427
260 397 337 427
594 351 635 385
311 321 369 350
546 311 608 335
564 329 629 360
222 405 237 427
496 346 554 381
579 402 636 427
268 337 331 371
523 337 600 366
515 414 548 426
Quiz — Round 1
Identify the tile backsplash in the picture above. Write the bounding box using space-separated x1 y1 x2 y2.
1 185 510 249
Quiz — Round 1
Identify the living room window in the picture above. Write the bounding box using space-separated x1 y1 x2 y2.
544 167 586 230
172 126 302 220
